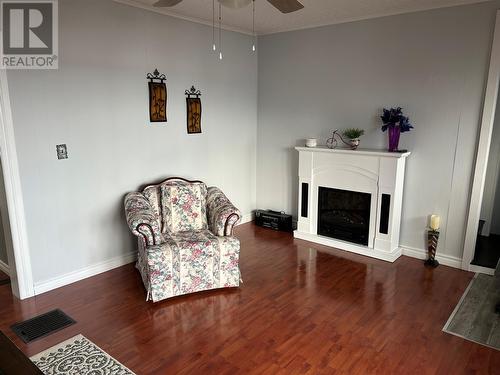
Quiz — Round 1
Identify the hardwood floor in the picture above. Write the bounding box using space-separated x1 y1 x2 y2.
0 223 498 374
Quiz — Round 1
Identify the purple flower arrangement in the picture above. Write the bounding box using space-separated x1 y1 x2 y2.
381 107 413 151
381 107 413 132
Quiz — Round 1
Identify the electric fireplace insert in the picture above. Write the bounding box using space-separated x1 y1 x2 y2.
317 187 371 246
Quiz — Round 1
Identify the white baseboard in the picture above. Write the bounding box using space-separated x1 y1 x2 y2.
401 246 462 269
238 212 254 225
33 216 253 296
34 252 137 295
0 260 9 276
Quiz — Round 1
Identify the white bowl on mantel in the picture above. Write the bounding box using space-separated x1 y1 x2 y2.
305 138 317 148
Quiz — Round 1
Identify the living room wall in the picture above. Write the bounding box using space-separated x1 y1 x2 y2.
6 0 500 291
6 0 257 284
257 1 500 263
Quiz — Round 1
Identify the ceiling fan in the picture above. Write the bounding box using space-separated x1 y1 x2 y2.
153 0 304 14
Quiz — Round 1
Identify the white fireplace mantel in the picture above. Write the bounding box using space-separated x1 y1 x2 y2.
294 146 410 262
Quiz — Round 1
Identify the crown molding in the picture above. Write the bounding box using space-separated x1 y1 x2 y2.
113 0 491 37
260 0 492 35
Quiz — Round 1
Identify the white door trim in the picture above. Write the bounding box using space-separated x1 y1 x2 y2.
462 10 500 271
0 69 34 299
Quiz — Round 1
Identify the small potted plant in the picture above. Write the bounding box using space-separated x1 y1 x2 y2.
343 128 365 150
381 107 414 152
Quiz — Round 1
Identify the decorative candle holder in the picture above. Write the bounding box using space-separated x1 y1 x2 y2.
425 229 440 268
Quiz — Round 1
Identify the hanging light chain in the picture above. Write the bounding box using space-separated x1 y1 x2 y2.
219 2 223 60
252 0 256 52
213 0 257 58
212 0 216 51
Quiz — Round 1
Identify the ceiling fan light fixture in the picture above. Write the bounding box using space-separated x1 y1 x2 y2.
154 0 305 14
218 0 252 9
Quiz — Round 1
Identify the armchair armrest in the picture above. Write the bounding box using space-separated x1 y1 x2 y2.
207 187 241 236
124 192 162 246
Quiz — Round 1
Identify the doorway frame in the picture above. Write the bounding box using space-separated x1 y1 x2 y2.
0 69 34 299
462 10 500 271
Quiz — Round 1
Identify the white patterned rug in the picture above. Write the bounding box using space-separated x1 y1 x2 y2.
30 334 136 375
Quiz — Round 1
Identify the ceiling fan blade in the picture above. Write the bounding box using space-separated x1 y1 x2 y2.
153 0 183 7
267 0 304 13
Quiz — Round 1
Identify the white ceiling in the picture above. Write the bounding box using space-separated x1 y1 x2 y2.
114 0 491 35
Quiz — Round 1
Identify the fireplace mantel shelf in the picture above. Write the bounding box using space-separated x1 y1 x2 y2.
295 147 411 158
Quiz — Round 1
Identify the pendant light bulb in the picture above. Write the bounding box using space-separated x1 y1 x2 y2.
218 2 222 61
212 0 216 53
251 0 256 53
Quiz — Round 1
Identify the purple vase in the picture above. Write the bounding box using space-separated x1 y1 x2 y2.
388 126 401 152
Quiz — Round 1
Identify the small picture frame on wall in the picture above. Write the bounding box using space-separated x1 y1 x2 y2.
147 69 167 122
185 86 202 134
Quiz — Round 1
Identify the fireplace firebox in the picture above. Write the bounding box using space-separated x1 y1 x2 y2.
317 187 371 246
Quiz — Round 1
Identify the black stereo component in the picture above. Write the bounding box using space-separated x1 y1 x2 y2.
255 210 293 232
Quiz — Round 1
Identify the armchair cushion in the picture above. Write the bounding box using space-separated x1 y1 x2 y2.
145 230 240 302
160 182 208 233
143 178 196 223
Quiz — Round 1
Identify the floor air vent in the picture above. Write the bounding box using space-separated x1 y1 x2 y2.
11 309 76 343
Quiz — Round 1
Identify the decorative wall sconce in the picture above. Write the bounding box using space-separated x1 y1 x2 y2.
425 214 440 268
185 85 202 134
147 69 167 122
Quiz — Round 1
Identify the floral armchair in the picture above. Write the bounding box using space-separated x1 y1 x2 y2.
124 177 241 302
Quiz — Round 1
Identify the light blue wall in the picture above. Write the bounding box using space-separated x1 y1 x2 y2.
7 0 258 283
257 1 500 259
7 0 500 284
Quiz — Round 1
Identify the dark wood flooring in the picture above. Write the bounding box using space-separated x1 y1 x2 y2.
0 223 498 374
